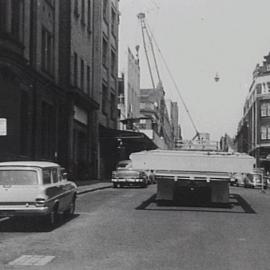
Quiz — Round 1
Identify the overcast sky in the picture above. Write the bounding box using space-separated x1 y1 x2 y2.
119 0 270 141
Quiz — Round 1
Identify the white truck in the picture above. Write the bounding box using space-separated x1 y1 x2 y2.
130 149 255 204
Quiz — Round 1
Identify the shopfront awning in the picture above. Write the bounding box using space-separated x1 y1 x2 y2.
99 126 158 152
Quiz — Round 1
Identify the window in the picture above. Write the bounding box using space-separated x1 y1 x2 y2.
80 59 84 91
111 50 116 76
87 65 91 95
20 91 29 155
41 102 55 158
45 0 55 6
81 0 85 25
261 103 267 117
111 93 115 119
267 82 270 92
0 1 7 32
51 168 58 183
260 126 270 140
74 0 79 17
111 8 116 35
261 102 270 117
102 84 108 114
73 52 78 86
102 38 108 67
41 27 54 75
103 0 108 19
87 0 91 31
256 84 262 95
11 0 24 42
43 169 51 184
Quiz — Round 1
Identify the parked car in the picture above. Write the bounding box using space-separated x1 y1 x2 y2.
112 160 149 188
243 172 267 189
230 173 246 187
0 161 77 228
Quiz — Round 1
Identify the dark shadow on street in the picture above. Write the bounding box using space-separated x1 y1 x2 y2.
0 214 80 233
136 193 256 214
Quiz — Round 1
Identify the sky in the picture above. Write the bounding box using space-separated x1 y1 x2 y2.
119 0 270 141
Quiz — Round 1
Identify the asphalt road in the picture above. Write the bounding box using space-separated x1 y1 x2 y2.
0 185 270 270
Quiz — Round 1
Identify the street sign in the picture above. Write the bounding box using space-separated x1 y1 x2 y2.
0 118 7 136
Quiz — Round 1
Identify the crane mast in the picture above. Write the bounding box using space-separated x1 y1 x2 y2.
137 12 200 140
137 13 156 90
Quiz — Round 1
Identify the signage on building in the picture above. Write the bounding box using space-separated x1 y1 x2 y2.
0 118 7 136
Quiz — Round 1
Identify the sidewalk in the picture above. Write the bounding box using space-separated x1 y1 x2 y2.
75 180 113 195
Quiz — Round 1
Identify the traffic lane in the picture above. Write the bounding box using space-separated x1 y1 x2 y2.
0 185 155 269
76 185 270 270
0 185 269 269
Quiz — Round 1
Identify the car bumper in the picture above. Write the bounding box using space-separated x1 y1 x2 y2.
112 178 146 186
0 206 50 217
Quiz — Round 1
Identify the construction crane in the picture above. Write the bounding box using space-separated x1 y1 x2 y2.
137 12 200 140
137 12 162 90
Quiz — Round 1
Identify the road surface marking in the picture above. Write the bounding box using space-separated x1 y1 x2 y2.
8 255 55 266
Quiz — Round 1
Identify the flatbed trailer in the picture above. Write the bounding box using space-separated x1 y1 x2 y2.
130 150 256 204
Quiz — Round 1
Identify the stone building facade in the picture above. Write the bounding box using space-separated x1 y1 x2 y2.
0 0 120 181
235 53 270 172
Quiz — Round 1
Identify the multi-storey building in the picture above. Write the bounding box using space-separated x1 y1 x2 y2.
235 53 270 172
139 84 172 149
118 47 141 129
93 0 120 178
0 1 67 165
0 0 118 181
59 0 99 180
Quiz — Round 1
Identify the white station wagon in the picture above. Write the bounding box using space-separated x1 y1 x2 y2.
0 161 77 228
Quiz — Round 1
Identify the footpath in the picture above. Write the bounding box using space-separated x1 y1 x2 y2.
75 180 113 195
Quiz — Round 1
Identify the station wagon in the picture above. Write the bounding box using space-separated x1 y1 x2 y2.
0 161 77 228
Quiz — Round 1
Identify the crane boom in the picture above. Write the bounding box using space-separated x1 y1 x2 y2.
137 13 156 90
145 20 200 139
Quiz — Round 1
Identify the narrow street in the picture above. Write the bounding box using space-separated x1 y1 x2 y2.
0 185 270 270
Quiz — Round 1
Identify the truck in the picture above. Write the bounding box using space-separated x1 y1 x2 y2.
130 149 255 205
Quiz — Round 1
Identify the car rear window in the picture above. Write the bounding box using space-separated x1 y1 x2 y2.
0 170 38 185
117 161 132 169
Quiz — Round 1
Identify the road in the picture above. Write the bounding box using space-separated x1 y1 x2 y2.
0 185 270 270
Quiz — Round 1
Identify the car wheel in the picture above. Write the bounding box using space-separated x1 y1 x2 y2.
113 183 117 188
45 206 59 229
64 198 76 218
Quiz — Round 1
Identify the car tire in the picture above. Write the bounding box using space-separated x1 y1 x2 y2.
64 198 76 219
45 206 59 229
113 183 117 188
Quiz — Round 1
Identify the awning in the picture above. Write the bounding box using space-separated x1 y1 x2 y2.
99 126 157 151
